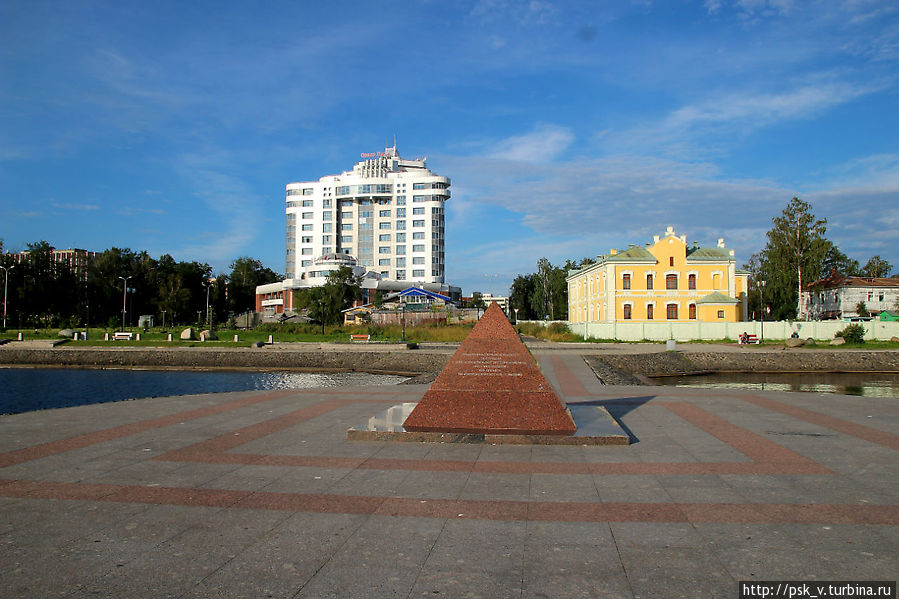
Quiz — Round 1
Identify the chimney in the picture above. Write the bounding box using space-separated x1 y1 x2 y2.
609 248 618 255
717 238 725 248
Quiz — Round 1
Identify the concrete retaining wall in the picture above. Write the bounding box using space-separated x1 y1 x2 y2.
568 320 899 342
598 351 899 377
0 348 451 375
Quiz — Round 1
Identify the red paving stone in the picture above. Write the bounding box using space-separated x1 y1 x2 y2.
1 477 895 524
402 303 576 435
1 354 897 528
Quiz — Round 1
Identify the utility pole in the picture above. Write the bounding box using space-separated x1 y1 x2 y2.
0 265 14 330
118 275 131 332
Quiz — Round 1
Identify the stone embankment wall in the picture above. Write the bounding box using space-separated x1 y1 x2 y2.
0 347 451 375
597 351 899 379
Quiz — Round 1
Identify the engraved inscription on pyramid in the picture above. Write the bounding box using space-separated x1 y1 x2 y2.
402 303 577 435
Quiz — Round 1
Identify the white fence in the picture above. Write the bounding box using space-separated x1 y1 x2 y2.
562 320 899 342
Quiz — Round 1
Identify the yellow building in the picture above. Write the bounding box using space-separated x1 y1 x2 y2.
567 227 749 323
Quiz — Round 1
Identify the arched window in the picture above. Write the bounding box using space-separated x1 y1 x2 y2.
688 274 696 290
667 303 678 320
689 304 697 319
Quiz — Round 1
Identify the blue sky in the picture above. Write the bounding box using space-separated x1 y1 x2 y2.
2 0 897 296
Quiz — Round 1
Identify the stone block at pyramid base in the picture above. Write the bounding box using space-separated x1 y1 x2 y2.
401 302 577 436
401 390 577 435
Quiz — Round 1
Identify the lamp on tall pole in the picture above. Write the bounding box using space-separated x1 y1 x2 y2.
759 279 766 342
117 275 131 332
204 279 215 332
0 265 14 330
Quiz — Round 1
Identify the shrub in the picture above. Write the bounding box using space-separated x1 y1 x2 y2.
836 323 866 344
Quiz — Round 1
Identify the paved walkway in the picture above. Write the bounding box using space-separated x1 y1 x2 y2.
1 354 897 598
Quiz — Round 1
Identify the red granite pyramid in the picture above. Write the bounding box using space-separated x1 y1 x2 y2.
402 302 577 435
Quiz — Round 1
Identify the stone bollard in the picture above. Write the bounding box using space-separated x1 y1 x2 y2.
167 333 173 342
267 335 273 344
104 333 110 341
233 334 239 342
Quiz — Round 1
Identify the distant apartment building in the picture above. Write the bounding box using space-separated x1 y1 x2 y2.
803 271 899 320
9 247 97 281
285 143 448 284
567 227 749 323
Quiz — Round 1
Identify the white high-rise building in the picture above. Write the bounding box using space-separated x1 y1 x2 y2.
285 144 449 285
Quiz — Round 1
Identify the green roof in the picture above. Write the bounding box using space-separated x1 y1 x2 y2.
686 246 734 261
696 291 739 304
601 245 656 261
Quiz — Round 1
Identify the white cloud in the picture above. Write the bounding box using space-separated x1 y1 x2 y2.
51 202 100 211
486 124 575 162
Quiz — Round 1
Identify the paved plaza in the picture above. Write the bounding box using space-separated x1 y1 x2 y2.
1 352 897 598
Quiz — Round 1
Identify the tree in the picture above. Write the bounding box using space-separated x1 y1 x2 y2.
856 301 869 317
228 257 280 315
509 273 537 320
755 197 831 320
862 256 893 278
822 246 860 277
293 266 361 326
510 258 569 321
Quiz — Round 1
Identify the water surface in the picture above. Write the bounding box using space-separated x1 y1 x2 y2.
655 371 899 397
0 368 407 415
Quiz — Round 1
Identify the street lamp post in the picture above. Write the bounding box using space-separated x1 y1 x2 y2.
317 298 324 335
161 310 166 330
400 304 406 343
513 307 519 325
204 280 213 332
117 276 131 332
1 265 14 330
759 279 766 343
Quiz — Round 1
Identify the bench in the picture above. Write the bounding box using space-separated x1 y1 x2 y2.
740 334 759 344
113 332 134 341
349 334 371 343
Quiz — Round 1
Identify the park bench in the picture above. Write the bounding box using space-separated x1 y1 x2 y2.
349 334 371 343
113 332 134 341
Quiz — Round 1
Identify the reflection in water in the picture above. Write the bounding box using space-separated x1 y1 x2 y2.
655 372 899 397
0 368 408 415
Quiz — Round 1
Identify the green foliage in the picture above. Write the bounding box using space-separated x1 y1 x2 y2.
836 323 866 344
293 266 361 326
1 241 278 330
862 255 893 278
510 258 568 321
748 197 832 320
856 301 869 317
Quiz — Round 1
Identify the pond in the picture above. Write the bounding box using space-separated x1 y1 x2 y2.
0 368 409 415
653 371 899 397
